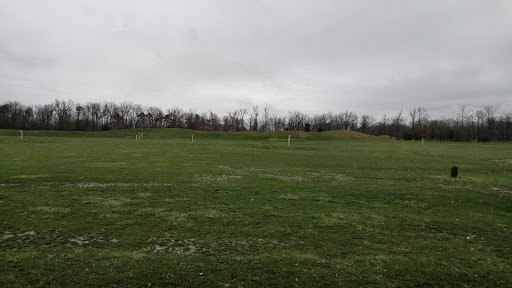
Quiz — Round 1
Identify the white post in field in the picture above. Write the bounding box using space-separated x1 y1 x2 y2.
288 135 291 146
422 138 424 144
192 135 194 143
20 130 23 140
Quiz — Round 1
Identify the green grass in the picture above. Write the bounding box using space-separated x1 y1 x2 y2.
1 129 511 287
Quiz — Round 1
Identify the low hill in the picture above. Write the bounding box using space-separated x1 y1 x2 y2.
0 128 379 141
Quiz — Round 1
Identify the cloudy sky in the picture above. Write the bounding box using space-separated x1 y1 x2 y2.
1 0 511 118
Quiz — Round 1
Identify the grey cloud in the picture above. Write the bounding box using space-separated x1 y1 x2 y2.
1 0 511 118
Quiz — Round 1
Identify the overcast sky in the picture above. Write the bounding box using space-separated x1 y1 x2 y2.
1 0 511 119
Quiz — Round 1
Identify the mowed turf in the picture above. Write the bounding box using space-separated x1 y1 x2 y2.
0 129 511 287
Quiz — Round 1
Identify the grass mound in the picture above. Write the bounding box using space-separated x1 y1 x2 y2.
0 128 375 141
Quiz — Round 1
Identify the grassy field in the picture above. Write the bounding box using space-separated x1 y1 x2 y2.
1 129 511 287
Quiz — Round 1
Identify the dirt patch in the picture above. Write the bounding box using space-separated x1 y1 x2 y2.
490 185 511 193
2 231 36 240
218 166 233 170
62 182 174 188
144 235 282 254
69 237 89 245
11 175 48 179
197 174 241 182
216 167 345 183
262 171 345 183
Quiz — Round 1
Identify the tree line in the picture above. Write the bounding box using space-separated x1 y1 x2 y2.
1 100 511 141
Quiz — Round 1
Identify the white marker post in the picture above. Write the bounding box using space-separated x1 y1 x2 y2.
422 138 424 145
192 135 194 143
288 135 291 146
20 130 23 140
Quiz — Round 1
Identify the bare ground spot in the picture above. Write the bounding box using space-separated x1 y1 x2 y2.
69 237 89 245
428 179 511 194
11 175 48 179
218 165 233 170
262 171 345 183
2 231 36 240
197 174 241 182
490 185 511 193
215 167 345 183
1 230 118 248
67 235 111 246
144 236 282 254
62 182 174 188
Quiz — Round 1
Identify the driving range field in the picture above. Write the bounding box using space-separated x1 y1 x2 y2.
1 129 511 287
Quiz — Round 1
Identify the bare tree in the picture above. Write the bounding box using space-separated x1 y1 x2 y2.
376 113 390 136
249 105 259 131
408 107 429 139
484 105 496 140
417 107 429 127
287 111 307 131
239 108 247 131
475 109 486 140
89 102 101 130
409 108 418 133
391 109 404 139
312 113 328 132
261 105 270 131
457 105 473 129
359 114 375 134
339 110 358 130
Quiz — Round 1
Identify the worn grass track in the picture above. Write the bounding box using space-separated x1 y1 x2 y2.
1 129 511 287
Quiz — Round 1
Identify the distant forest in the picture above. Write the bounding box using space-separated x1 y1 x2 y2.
1 100 511 142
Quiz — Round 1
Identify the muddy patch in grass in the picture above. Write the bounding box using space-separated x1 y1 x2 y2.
144 235 283 254
197 174 241 182
0 231 38 247
217 165 233 170
69 237 90 245
62 182 174 188
215 166 346 183
2 231 36 240
262 171 345 182
490 185 511 193
11 175 48 179
67 235 114 246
